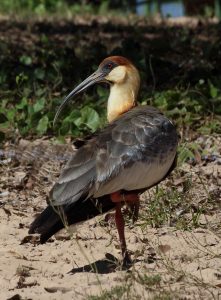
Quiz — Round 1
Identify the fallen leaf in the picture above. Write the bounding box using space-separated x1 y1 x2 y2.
45 286 72 293
158 244 171 254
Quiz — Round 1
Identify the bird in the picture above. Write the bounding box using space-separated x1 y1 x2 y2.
29 56 178 266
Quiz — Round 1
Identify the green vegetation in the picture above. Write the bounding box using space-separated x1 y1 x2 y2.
87 273 164 300
0 0 221 19
134 273 161 287
1 63 220 143
0 2 220 163
87 273 177 300
0 49 108 141
146 81 221 134
0 0 129 17
87 285 128 300
138 175 207 230
0 0 94 16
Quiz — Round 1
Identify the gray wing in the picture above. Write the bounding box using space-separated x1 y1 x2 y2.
50 138 97 205
51 106 178 206
95 106 178 195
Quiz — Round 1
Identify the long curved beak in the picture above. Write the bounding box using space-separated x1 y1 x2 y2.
53 70 106 126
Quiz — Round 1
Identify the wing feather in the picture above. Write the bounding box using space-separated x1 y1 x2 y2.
50 141 97 205
51 106 178 206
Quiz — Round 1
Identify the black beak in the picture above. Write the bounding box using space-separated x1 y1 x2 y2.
53 69 106 126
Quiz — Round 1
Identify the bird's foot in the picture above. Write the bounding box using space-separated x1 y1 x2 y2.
122 251 132 269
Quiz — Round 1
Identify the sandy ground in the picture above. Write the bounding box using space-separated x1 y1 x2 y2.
0 136 221 300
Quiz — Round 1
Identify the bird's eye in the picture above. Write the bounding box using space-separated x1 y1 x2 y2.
102 61 115 73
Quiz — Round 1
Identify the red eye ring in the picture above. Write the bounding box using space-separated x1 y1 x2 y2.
108 63 113 69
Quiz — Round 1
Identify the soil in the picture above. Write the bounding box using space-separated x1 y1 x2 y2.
0 134 221 300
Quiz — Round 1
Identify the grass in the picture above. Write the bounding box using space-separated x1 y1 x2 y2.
86 272 177 300
151 295 174 300
88 289 175 300
134 273 161 288
87 285 128 300
138 183 195 230
87 274 159 300
136 157 219 232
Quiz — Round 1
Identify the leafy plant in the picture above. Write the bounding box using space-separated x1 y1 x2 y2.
1 77 221 140
146 81 221 134
0 65 106 139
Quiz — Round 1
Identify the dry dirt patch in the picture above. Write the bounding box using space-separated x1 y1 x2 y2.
0 136 221 299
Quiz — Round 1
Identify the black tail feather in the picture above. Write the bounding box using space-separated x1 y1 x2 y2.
29 196 115 243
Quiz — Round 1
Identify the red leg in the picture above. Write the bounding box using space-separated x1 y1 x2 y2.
110 191 140 265
114 202 131 266
111 191 123 203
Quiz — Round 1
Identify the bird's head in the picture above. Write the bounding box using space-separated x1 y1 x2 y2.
54 56 140 125
98 56 139 85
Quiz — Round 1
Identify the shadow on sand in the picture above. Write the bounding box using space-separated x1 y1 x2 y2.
69 253 134 274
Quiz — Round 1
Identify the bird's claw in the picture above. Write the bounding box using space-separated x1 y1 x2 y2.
122 251 132 269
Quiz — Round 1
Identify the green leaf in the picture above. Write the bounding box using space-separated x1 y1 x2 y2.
7 109 16 122
16 97 28 110
0 121 9 129
178 145 195 164
80 106 100 132
209 82 218 98
34 68 45 80
35 3 46 15
97 86 108 98
15 75 20 85
36 88 46 97
73 117 82 128
59 122 70 135
37 115 49 135
27 104 34 118
19 55 32 66
33 98 45 113
199 79 205 85
16 73 28 85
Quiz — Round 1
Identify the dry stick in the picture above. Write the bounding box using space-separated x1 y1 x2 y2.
149 54 156 97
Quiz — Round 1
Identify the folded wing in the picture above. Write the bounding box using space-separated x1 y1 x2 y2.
51 106 178 206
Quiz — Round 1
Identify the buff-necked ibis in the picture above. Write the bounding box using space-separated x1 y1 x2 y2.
29 56 178 266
